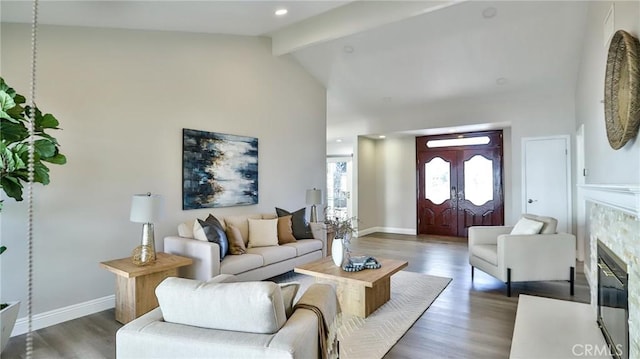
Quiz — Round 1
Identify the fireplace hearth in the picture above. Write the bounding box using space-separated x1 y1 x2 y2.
597 240 629 359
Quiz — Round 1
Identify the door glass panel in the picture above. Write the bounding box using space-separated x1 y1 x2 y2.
464 155 493 206
427 136 490 148
425 157 450 205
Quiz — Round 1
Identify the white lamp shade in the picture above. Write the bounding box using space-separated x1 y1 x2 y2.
305 189 322 205
130 193 163 223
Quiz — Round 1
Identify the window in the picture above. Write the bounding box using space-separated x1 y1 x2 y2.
426 136 490 148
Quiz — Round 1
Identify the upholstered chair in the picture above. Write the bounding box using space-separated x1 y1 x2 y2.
468 214 576 297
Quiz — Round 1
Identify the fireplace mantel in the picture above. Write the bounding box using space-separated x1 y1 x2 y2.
579 184 640 216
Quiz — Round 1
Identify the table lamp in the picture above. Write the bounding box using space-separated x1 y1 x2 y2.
130 193 163 262
306 188 322 222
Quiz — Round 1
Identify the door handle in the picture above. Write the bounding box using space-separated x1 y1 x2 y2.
528 199 538 204
451 187 457 209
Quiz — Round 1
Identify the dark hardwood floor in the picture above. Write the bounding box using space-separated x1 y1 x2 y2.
3 233 589 359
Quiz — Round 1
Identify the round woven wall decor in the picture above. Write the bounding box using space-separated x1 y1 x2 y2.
604 30 640 150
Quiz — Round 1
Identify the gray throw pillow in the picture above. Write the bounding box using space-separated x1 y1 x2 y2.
196 215 229 259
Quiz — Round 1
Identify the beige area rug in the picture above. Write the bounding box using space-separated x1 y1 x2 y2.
272 270 451 359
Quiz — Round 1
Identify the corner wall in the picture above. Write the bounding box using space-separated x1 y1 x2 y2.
574 1 640 184
0 24 326 325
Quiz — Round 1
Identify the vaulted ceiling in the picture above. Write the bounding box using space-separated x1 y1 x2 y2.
2 1 589 144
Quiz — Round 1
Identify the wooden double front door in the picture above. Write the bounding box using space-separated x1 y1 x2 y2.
417 131 504 237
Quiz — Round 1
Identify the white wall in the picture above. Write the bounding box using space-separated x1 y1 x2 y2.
376 137 416 233
0 24 326 321
355 137 379 232
575 1 640 185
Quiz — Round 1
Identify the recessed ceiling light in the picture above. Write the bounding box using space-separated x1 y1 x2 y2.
482 7 497 19
343 45 354 54
336 139 343 143
378 135 386 139
275 9 288 16
496 77 508 85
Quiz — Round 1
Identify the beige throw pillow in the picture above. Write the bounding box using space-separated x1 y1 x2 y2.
510 217 544 235
177 220 195 238
248 218 279 248
226 225 247 255
277 215 297 244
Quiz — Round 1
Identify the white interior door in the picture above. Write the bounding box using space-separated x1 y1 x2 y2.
522 136 572 233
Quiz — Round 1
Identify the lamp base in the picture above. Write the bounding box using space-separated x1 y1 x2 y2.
141 223 156 262
310 205 318 223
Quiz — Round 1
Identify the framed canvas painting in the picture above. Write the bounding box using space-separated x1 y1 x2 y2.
182 128 258 209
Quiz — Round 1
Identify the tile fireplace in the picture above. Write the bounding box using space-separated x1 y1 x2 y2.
580 184 639 359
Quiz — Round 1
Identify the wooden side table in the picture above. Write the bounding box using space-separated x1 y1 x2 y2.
326 227 335 257
100 252 192 324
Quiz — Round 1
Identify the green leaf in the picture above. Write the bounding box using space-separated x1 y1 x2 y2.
0 119 28 143
42 153 66 165
0 91 16 119
34 139 56 158
0 246 6 255
13 94 25 105
38 114 59 129
33 132 59 146
0 176 24 201
0 145 17 172
5 105 25 122
0 78 17 99
33 161 50 185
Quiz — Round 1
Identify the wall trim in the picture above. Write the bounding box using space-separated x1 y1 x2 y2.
357 226 417 237
12 295 115 337
578 184 640 216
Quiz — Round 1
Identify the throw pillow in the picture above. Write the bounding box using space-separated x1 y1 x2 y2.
279 282 300 318
275 207 314 239
193 215 229 259
510 217 544 235
226 224 247 255
224 214 262 246
177 220 195 238
248 218 279 248
277 215 297 244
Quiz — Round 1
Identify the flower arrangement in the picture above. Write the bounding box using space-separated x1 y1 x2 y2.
326 216 357 239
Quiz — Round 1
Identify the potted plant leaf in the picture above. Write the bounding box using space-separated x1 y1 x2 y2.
0 77 66 352
324 213 358 266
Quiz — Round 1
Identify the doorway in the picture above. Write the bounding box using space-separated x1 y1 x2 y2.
417 130 504 237
326 156 353 221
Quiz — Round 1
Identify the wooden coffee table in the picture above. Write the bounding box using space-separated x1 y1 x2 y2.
294 256 408 318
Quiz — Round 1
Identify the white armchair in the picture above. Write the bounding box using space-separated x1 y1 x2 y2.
468 214 576 297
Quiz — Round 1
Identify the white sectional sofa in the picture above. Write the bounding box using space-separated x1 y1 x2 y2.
164 213 327 281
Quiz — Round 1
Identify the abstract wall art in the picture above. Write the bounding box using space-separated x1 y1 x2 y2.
182 128 258 209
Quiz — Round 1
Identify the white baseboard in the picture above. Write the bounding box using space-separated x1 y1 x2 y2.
11 295 115 337
357 226 416 237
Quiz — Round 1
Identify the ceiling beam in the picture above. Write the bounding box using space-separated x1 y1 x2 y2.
270 0 462 56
